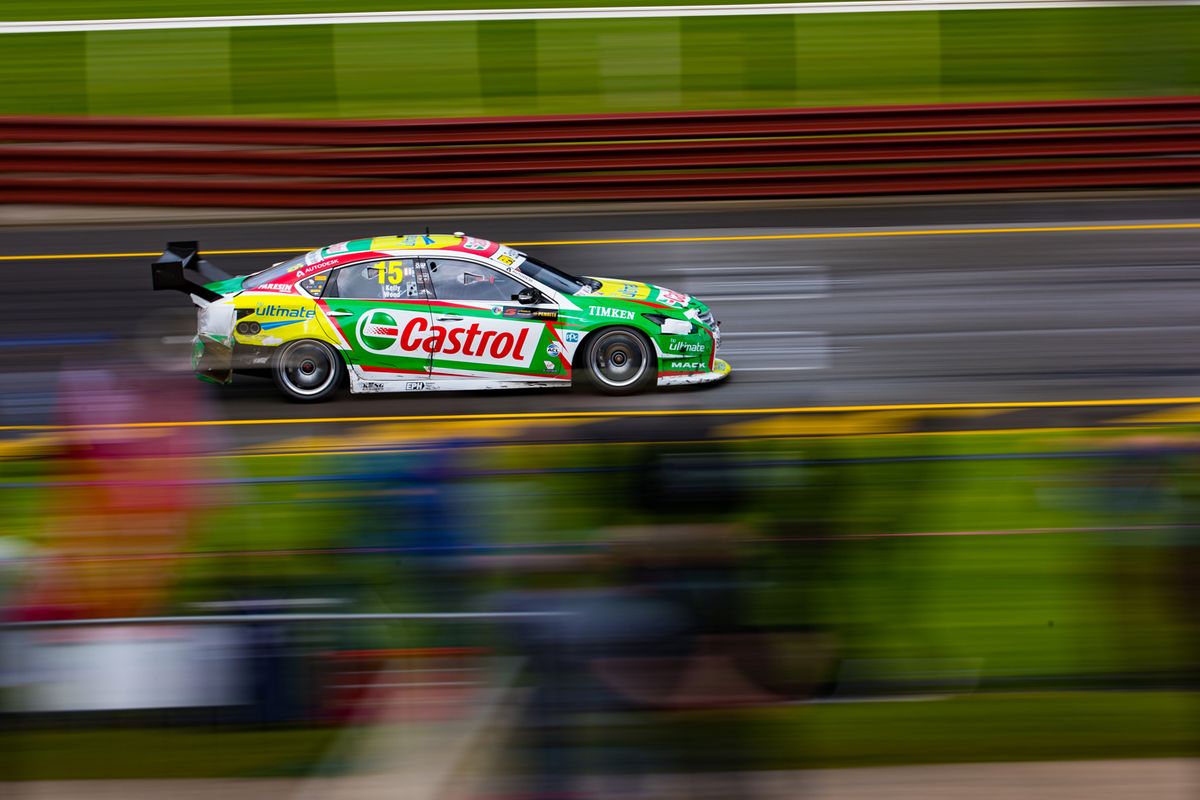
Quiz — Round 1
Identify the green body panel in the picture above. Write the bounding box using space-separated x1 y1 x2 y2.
204 275 248 296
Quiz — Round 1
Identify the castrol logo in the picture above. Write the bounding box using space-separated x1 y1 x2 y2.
355 309 537 367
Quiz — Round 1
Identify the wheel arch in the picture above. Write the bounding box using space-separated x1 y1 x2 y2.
271 337 348 402
573 324 658 394
570 323 658 372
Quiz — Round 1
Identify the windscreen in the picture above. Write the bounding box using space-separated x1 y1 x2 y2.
516 255 600 296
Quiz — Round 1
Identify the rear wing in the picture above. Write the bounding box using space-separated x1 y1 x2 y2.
150 241 232 302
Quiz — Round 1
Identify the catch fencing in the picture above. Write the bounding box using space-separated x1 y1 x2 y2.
1 96 1198 207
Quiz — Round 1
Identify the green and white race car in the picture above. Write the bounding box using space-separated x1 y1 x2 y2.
151 233 730 401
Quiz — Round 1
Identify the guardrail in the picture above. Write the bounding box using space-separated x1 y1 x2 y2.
1 97 1198 207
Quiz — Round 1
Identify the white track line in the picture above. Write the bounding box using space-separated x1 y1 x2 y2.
4 2 1199 35
706 293 826 301
723 330 824 337
671 265 826 272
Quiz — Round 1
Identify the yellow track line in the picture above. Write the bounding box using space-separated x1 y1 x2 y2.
0 246 308 262
3 396 1200 433
509 222 1200 247
179 424 1194 460
3 222 1200 262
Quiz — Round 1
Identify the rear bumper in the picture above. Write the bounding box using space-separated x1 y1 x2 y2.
192 334 232 385
192 335 277 385
657 358 731 387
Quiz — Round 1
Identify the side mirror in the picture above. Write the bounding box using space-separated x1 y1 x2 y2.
516 287 541 305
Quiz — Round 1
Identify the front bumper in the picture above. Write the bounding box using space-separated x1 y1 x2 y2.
657 358 731 387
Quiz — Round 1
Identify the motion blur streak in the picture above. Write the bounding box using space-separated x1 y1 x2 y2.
5 220 1200 262
6 396 1200 434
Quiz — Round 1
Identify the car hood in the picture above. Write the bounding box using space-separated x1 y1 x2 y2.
581 277 701 312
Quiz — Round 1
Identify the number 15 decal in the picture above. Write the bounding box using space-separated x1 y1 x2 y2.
376 260 404 285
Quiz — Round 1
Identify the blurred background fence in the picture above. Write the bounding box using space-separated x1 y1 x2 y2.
4 97 1200 205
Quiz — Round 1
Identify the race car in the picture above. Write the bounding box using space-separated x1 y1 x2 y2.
151 234 730 401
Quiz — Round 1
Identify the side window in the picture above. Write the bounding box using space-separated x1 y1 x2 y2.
327 259 421 300
426 258 527 302
298 272 330 297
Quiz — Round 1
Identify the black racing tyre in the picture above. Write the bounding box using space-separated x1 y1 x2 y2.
581 327 656 395
271 339 345 402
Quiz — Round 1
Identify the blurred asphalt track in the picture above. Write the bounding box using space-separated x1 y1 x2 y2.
2 192 1199 440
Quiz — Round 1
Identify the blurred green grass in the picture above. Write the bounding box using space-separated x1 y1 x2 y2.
643 691 1200 770
2 692 1196 779
0 7 1196 117
0 0 875 21
0 725 340 780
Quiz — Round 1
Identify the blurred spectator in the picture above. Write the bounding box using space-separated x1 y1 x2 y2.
492 447 793 798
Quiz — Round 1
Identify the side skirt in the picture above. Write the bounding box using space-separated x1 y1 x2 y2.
350 374 572 394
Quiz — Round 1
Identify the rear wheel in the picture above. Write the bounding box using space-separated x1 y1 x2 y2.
582 327 656 395
272 339 344 402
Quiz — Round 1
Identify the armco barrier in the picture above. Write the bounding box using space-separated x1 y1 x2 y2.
1 97 1198 207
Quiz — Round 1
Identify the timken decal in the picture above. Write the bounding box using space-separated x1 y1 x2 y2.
589 306 635 320
355 308 538 368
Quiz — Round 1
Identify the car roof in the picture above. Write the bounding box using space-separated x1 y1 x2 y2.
242 234 526 294
306 234 509 262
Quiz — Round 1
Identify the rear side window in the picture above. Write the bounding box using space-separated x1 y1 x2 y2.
298 272 330 296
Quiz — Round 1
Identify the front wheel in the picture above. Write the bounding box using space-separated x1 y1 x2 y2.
581 327 656 395
272 339 345 402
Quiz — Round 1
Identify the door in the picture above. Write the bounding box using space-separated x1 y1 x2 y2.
318 258 435 379
419 257 563 380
